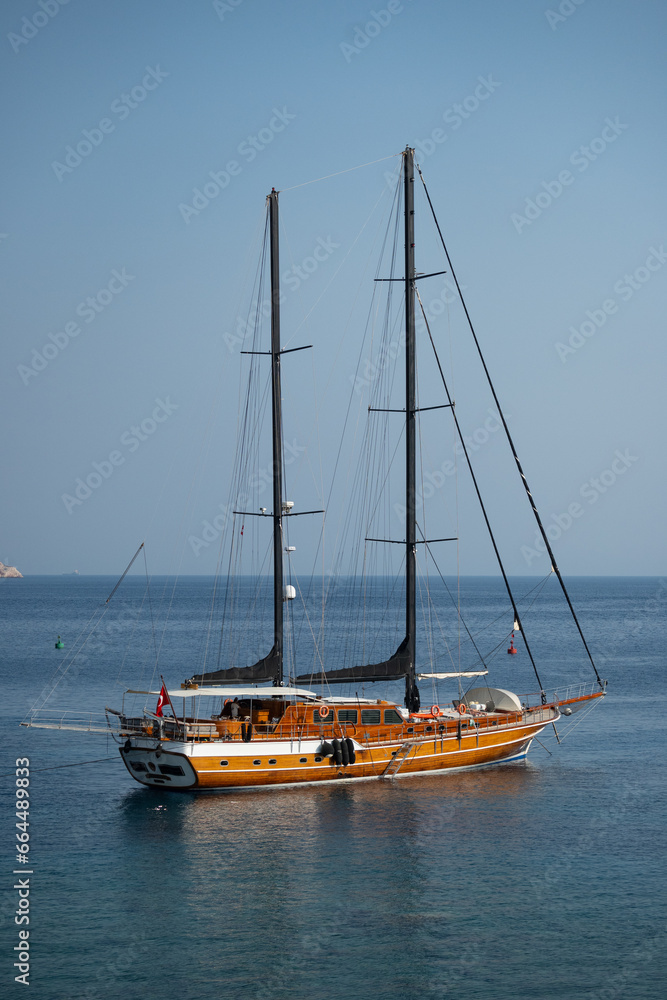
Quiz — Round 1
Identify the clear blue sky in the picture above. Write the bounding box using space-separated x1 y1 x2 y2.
1 0 665 576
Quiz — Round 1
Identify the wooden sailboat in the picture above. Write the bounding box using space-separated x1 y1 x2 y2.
25 148 606 789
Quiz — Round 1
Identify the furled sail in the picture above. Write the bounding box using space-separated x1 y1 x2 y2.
185 646 280 686
297 637 411 685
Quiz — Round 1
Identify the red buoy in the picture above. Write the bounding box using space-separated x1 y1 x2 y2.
507 631 518 655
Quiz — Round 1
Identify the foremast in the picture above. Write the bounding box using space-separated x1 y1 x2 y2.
186 190 286 687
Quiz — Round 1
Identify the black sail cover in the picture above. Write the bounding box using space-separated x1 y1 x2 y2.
296 637 411 685
185 646 280 686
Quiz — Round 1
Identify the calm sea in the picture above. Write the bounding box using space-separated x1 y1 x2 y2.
1 576 666 1000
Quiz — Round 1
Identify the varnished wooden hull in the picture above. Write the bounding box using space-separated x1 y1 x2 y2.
120 715 552 791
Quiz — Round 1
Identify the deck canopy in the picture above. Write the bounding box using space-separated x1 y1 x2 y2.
126 686 319 701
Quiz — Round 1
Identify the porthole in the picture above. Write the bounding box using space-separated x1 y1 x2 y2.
426 725 433 732
314 755 323 762
269 759 277 765
299 757 308 763
219 760 229 766
253 759 261 766
148 762 156 771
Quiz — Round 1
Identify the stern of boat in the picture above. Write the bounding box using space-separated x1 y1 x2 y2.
120 740 198 789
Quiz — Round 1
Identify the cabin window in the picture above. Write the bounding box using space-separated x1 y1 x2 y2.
299 757 308 763
313 708 334 723
338 709 358 723
253 760 262 766
159 764 184 777
426 725 433 732
268 759 277 765
220 760 229 766
130 761 147 773
314 755 323 762
361 709 381 725
384 709 404 724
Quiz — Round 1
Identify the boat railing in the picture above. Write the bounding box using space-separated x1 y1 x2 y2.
39 706 563 744
522 680 604 707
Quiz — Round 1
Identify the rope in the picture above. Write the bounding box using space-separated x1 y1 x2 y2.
414 287 547 700
416 163 604 693
1 756 120 777
104 542 144 604
551 698 603 743
279 154 398 192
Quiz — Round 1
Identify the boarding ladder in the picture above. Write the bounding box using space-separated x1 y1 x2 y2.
381 740 419 778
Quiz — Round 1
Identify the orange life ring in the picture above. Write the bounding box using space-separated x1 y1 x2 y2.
319 705 331 720
457 702 467 715
431 704 441 717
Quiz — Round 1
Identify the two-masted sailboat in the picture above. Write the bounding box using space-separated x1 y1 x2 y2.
25 148 606 790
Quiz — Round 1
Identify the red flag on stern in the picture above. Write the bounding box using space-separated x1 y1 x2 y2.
155 683 169 717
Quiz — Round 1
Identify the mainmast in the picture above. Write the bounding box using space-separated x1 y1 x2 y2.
403 147 420 713
269 188 284 685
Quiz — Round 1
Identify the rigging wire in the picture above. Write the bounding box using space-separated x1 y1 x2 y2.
0 756 120 778
414 286 548 701
279 154 398 192
24 544 149 721
549 697 603 742
104 542 145 604
416 163 604 693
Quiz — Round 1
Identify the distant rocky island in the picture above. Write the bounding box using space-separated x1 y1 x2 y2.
0 561 23 578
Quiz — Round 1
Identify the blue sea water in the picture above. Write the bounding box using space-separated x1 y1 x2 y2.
1 575 666 1000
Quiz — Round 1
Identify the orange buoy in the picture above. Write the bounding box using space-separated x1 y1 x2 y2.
507 631 518 655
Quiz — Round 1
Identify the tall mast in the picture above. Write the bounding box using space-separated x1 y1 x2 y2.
404 147 419 713
269 189 284 685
